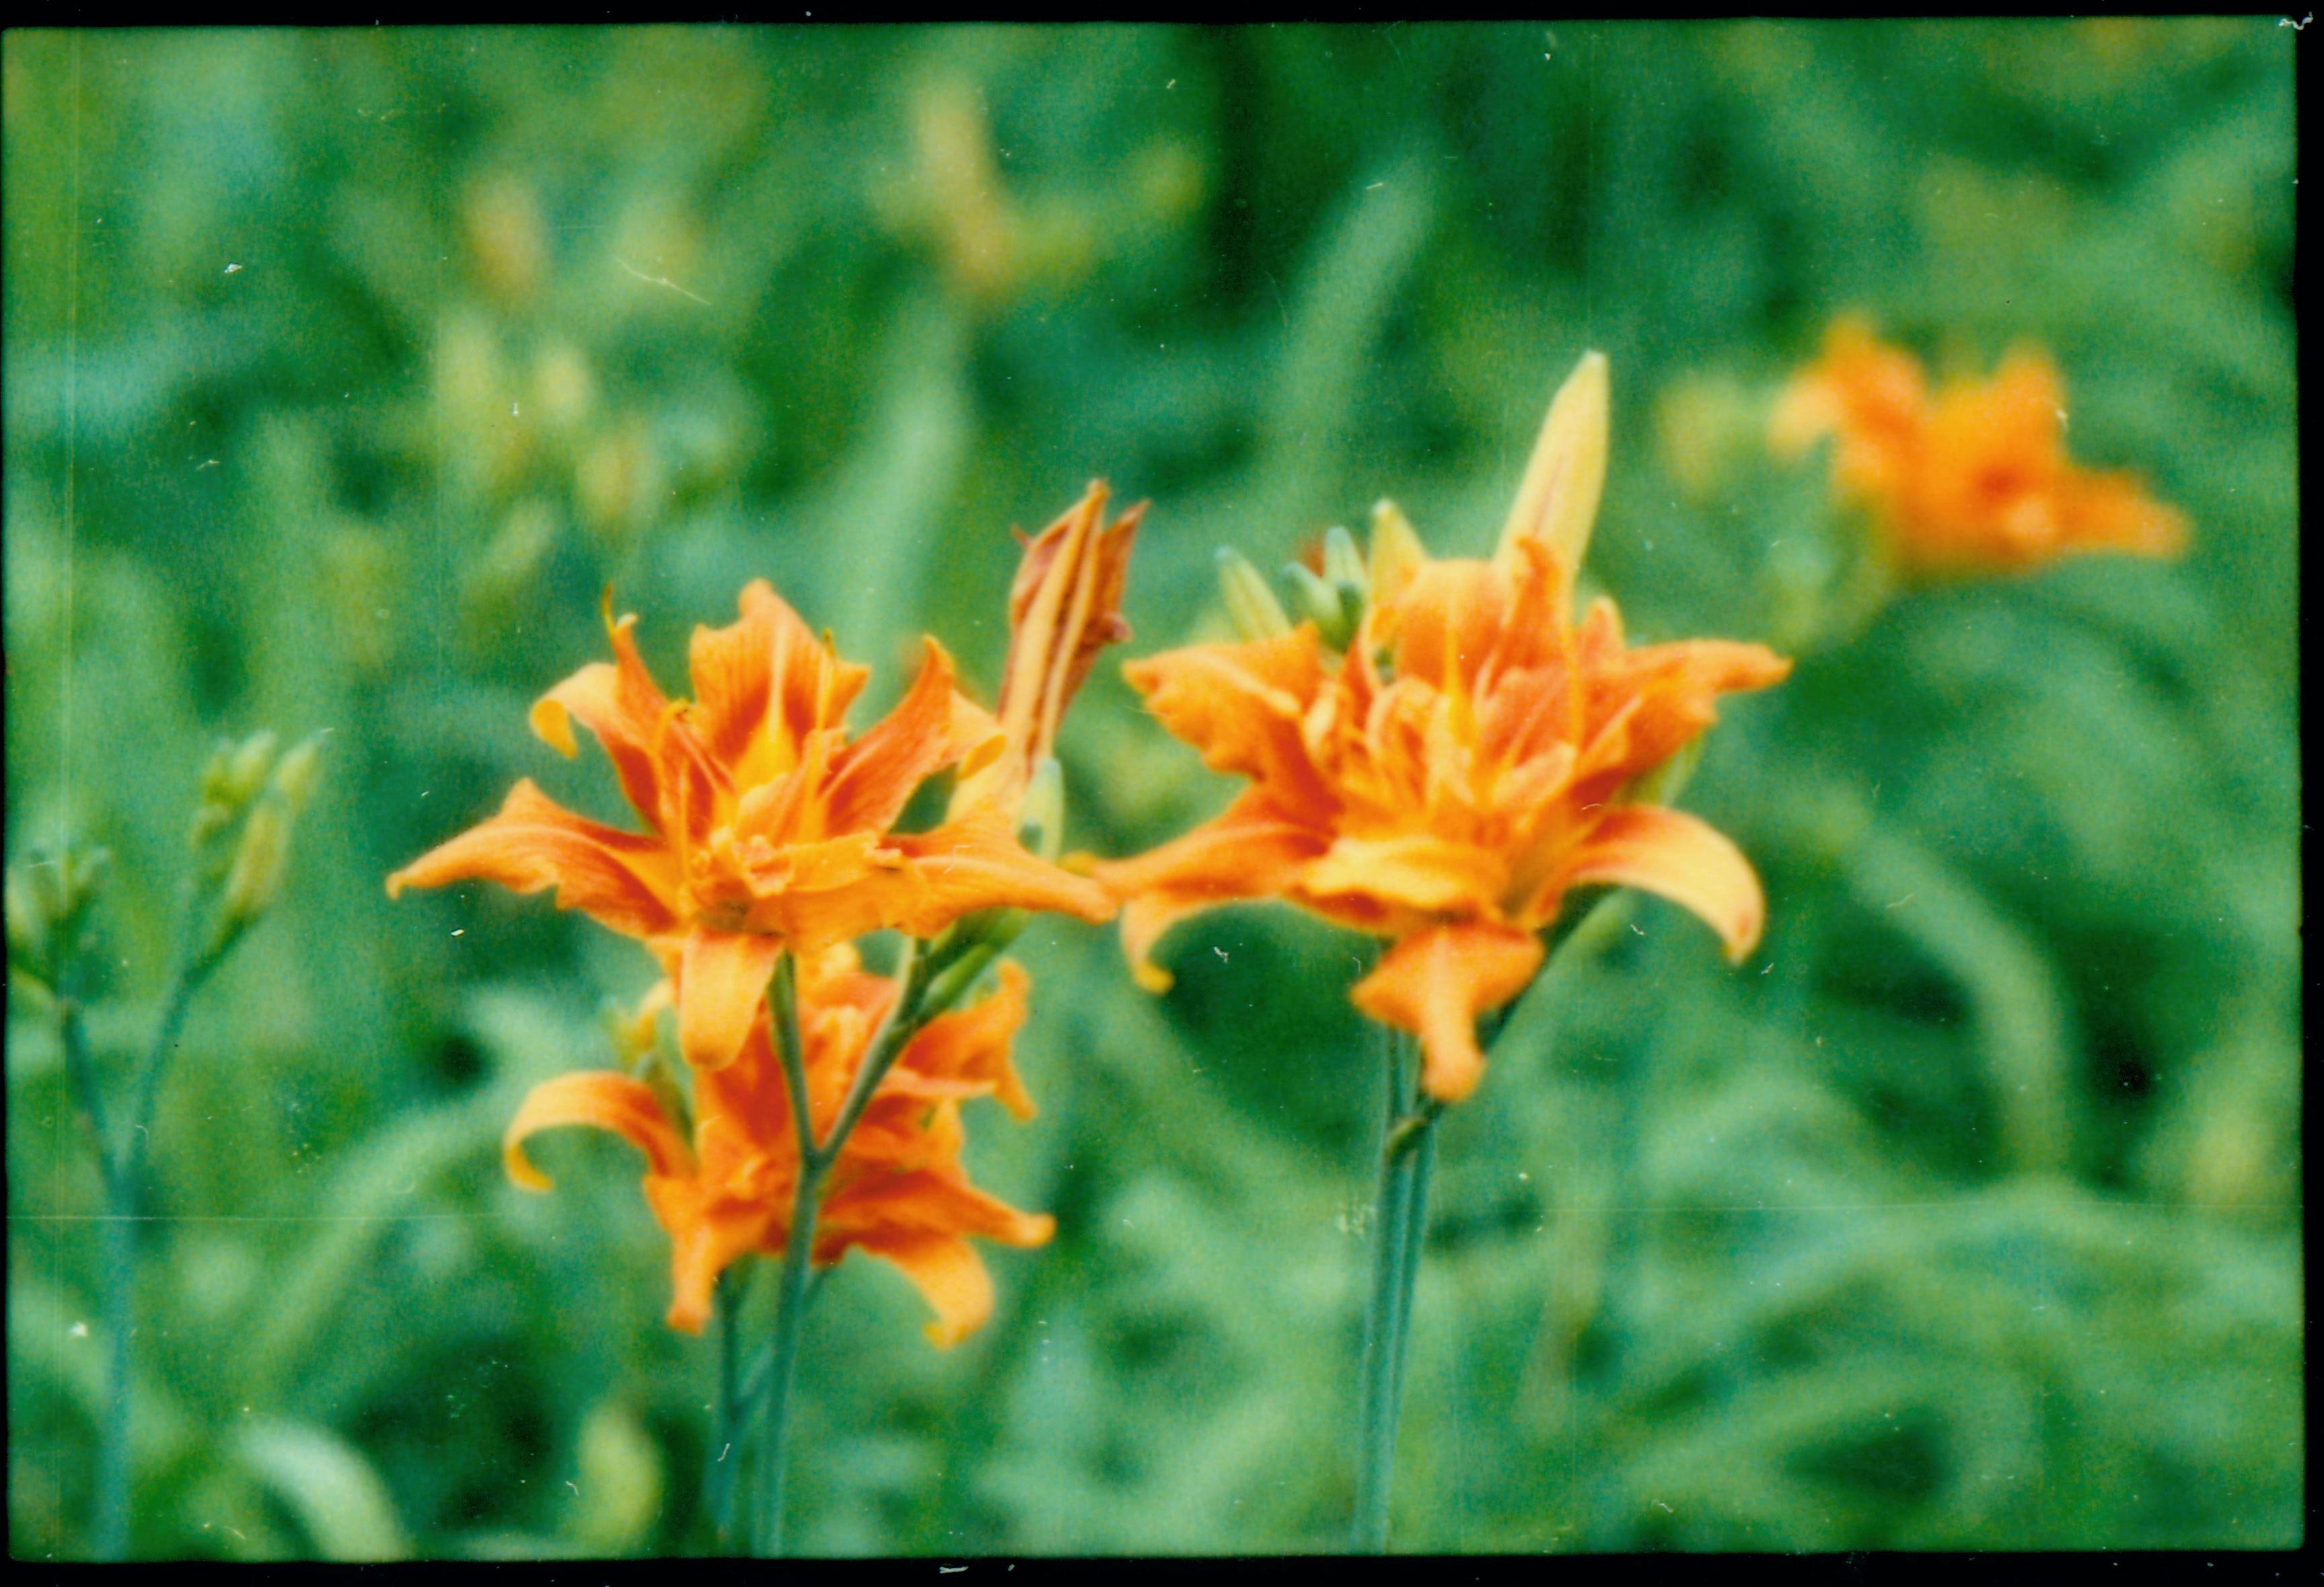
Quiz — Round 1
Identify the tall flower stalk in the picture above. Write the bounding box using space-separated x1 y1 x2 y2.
6 731 320 1559
1097 353 1789 1550
390 484 1137 1556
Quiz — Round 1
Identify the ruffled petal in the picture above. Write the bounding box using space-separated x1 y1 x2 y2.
1122 629 1336 818
1092 792 1331 992
897 959 1036 1119
1561 805 1766 961
886 813 1116 936
503 1071 695 1192
857 1232 996 1349
677 928 785 1072
1297 832 1506 919
650 1183 769 1336
823 638 990 837
690 579 871 782
1351 923 1544 1104
386 778 680 940
528 606 676 825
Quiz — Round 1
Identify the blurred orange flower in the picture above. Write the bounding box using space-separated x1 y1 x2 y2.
388 581 1112 1073
1097 355 1790 1103
505 946 1052 1344
1771 316 2188 575
949 481 1141 821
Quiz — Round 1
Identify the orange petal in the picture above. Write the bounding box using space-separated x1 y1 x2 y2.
1387 558 1512 701
1091 792 1330 992
863 1232 996 1349
1122 629 1336 817
503 1070 695 1192
1562 805 1766 961
996 484 1141 776
1298 832 1507 919
898 959 1036 1119
385 778 680 940
823 638 986 836
690 579 871 774
677 928 785 1072
652 1188 771 1335
887 813 1118 935
1351 923 1544 1104
529 610 675 826
2059 469 2189 560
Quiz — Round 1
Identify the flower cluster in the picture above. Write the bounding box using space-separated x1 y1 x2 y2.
1771 316 2188 576
392 483 1139 1343
1095 356 1790 1102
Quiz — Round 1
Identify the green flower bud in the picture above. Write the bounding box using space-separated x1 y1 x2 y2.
1215 548 1291 641
5 863 46 970
1281 562 1362 652
270 737 325 812
221 731 281 807
1321 524 1368 592
1018 757 1066 864
218 801 291 935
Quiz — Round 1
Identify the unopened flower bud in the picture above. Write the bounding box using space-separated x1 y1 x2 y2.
1368 499 1426 603
1216 548 1291 641
1017 757 1066 864
221 731 281 807
5 864 46 969
270 737 325 812
67 846 112 908
219 801 291 932
1321 524 1368 592
1281 562 1362 652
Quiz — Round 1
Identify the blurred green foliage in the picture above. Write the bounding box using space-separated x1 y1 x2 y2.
5 20 2297 1557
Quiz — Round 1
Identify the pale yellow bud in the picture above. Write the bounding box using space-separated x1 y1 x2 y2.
219 802 291 931
1498 350 1609 575
270 737 324 812
1367 499 1427 607
1216 548 1291 640
221 731 281 808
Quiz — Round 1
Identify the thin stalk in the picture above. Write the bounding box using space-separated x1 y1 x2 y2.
707 1267 749 1549
746 933 961 1556
1352 1031 1438 1554
814 936 927 1157
750 1152 824 1557
90 930 217 1561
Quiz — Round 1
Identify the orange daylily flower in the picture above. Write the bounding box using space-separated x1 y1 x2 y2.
1770 316 2189 575
388 582 1114 1073
1096 354 1790 1103
505 945 1054 1345
949 481 1141 820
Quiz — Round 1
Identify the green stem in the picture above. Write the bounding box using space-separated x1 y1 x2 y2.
1352 1031 1437 1554
90 930 216 1561
814 936 928 1157
707 1267 748 1549
750 1152 824 1557
749 940 933 1556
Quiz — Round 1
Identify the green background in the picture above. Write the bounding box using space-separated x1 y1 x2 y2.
5 21 2299 1557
